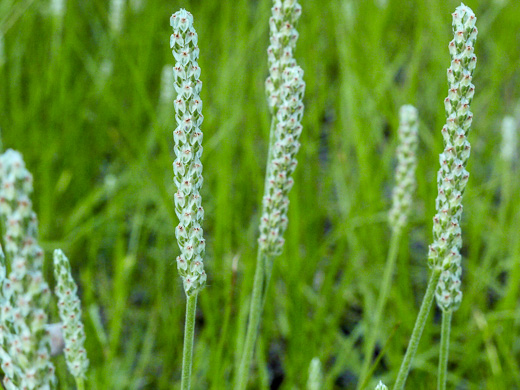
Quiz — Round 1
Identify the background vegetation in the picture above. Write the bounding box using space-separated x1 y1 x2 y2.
0 0 519 388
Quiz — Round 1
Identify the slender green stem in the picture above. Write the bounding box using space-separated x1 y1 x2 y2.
438 309 452 390
75 377 85 390
235 250 269 390
235 116 279 389
181 294 198 390
393 269 441 390
358 229 401 389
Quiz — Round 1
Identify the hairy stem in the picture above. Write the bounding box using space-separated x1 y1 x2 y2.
358 229 401 389
438 310 452 390
181 294 198 390
393 269 441 390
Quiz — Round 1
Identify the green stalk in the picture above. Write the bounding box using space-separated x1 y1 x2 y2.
358 229 401 389
181 294 198 390
75 377 85 390
393 269 441 390
235 116 278 390
437 310 452 390
235 250 270 390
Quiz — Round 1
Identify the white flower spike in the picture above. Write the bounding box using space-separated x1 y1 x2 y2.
53 249 89 379
170 9 206 296
0 149 56 389
389 105 419 231
265 0 302 114
259 65 305 256
428 3 478 311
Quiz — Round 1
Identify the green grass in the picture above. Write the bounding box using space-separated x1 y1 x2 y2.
1 0 520 388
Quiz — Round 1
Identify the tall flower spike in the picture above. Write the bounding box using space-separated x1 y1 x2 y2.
53 249 89 379
170 9 206 296
258 65 305 256
428 3 477 312
501 116 517 163
236 3 304 388
259 0 304 257
265 0 302 114
389 105 419 231
0 149 56 389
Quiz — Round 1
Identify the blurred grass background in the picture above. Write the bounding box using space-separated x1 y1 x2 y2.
1 0 520 388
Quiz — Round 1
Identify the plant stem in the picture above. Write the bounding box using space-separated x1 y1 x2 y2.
235 116 278 390
181 294 198 390
235 250 269 390
75 377 85 390
393 269 441 390
358 229 401 389
438 309 452 390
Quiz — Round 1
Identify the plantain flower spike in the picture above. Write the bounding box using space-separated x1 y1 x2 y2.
53 249 89 379
258 0 305 258
428 3 477 312
265 0 302 113
389 105 419 231
258 65 305 256
0 149 56 389
170 9 207 296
